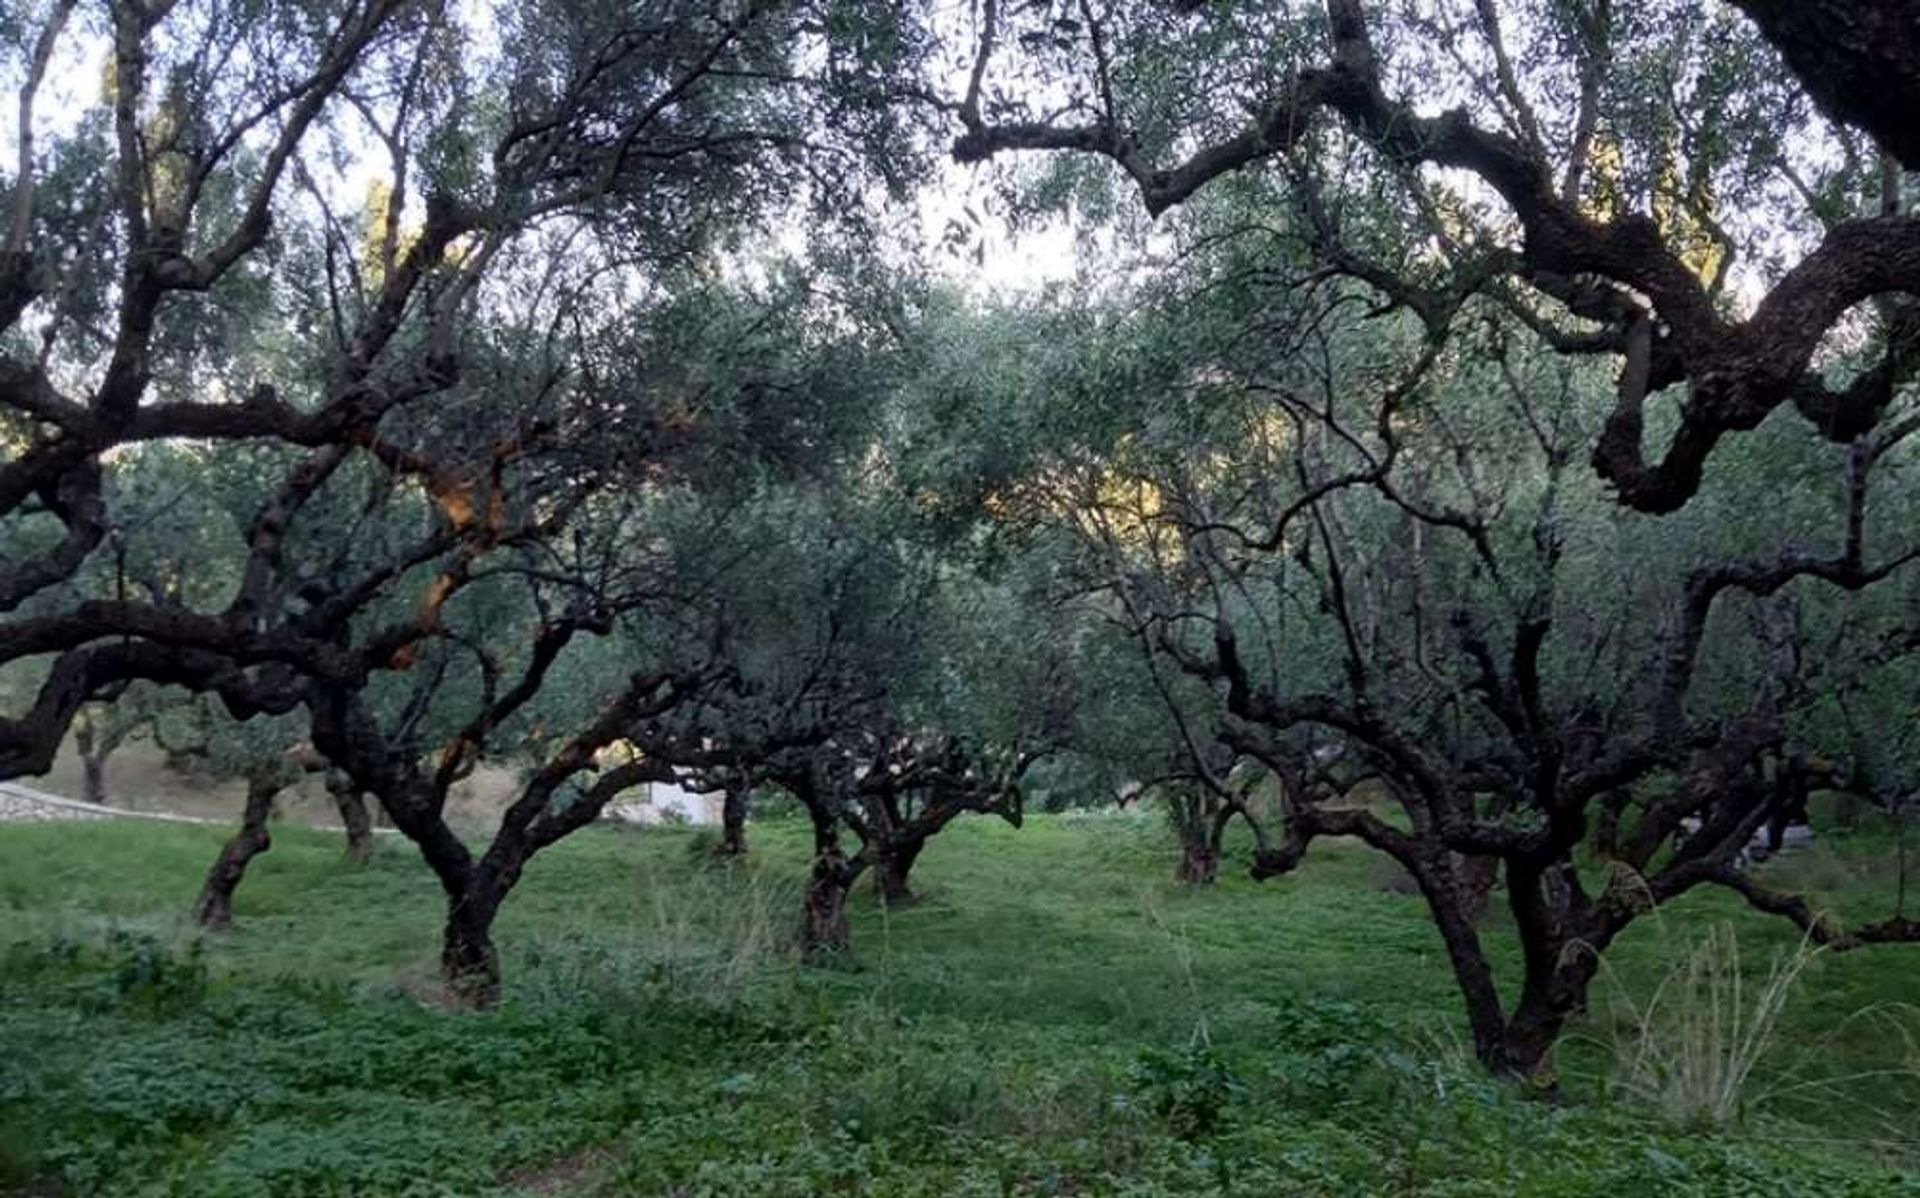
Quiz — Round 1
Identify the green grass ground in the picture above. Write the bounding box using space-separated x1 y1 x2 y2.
0 809 1915 1196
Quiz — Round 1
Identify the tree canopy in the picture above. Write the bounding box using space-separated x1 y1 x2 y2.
0 0 1915 1079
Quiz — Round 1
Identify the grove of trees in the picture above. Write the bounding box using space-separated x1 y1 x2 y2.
3 0 1917 1085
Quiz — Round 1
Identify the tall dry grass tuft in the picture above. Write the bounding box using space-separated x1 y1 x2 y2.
628 855 798 1003
519 856 799 1015
1138 883 1213 1048
1605 922 1815 1130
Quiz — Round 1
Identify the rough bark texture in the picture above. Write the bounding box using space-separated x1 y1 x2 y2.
1731 0 1920 170
1760 755 1811 855
441 886 503 1009
81 750 107 806
771 737 1028 957
1412 855 1519 1075
0 0 473 783
192 775 279 930
1386 851 1598 1083
1176 839 1220 885
328 772 373 865
1455 852 1500 922
71 710 120 805
1169 790 1233 885
306 654 690 1008
715 786 748 857
802 845 855 958
873 836 924 904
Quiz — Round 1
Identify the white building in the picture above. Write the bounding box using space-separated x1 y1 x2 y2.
604 777 720 826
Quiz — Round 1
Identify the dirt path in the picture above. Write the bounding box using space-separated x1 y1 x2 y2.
1 773 689 832
0 781 410 841
0 781 226 825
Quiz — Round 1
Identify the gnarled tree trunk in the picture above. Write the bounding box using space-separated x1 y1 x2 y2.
1171 789 1229 885
442 884 503 1008
1455 852 1500 922
1761 754 1811 855
1410 851 1609 1084
192 774 281 930
1175 837 1220 885
1400 850 1519 1074
862 786 925 904
873 834 924 904
81 748 107 806
715 785 748 857
327 770 373 865
72 709 123 806
801 813 859 958
1490 861 1612 1083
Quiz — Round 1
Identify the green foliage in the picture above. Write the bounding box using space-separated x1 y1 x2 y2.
0 816 1914 1196
4 931 210 1017
1121 1042 1246 1139
6 8 1913 1190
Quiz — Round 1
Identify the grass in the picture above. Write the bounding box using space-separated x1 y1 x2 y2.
1600 921 1818 1130
0 807 1916 1195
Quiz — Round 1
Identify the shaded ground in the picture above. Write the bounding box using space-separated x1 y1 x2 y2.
0 810 1915 1196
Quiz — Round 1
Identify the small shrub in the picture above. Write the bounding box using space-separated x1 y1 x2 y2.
108 933 208 1014
1119 1042 1245 1139
4 931 207 1016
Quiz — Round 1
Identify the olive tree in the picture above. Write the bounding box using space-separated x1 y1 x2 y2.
0 0 932 779
999 197 1920 1081
933 0 1919 515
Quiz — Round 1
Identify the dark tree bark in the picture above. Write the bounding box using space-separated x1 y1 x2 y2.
81 747 107 805
0 0 812 798
1174 802 1228 886
1175 838 1220 885
715 784 749 857
1762 753 1811 855
760 733 1031 957
863 785 925 904
1731 0 1920 170
0 0 450 782
1489 862 1607 1082
327 770 373 866
1404 850 1520 1074
192 773 281 930
1241 691 1920 1086
802 819 858 958
873 834 925 904
1167 786 1237 885
1291 835 1598 1082
1455 852 1500 922
309 661 692 1008
1123 294 1920 1088
71 708 128 806
441 883 503 1008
